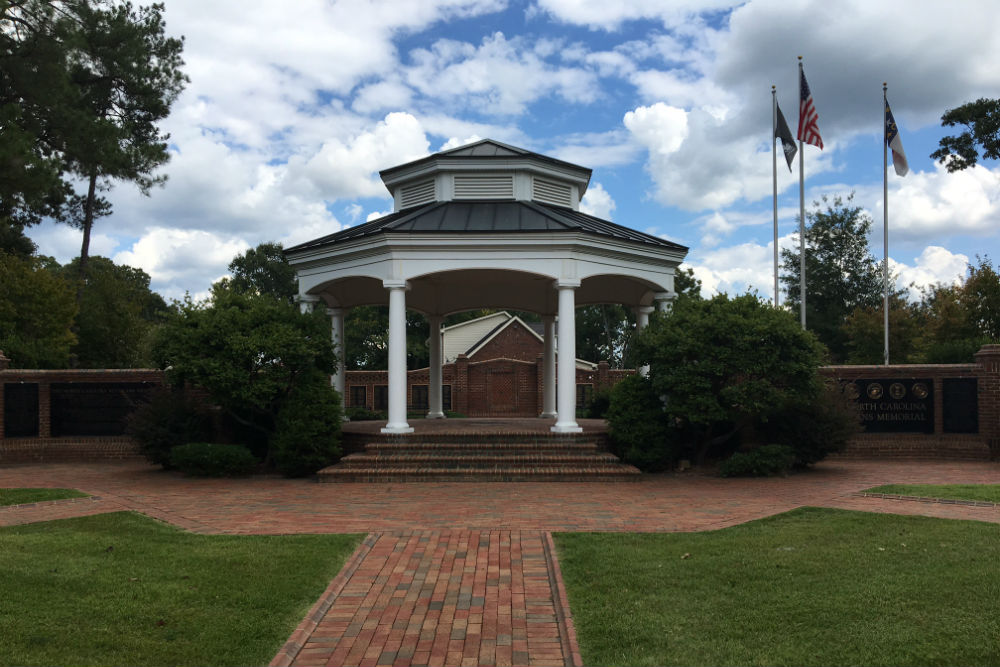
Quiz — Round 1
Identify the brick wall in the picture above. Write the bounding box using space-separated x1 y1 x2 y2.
1 367 164 461
822 344 1000 460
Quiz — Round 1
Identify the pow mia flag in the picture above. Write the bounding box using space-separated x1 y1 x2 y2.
774 102 797 171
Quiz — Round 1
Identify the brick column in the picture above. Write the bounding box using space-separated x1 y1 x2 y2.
535 353 544 416
974 344 1000 458
597 360 609 388
455 354 469 416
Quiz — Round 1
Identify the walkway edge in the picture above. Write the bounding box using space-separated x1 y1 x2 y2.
269 532 378 667
542 531 583 667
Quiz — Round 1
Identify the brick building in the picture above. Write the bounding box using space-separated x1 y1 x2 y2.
343 312 630 417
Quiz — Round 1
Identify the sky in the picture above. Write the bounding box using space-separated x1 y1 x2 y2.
26 0 1000 303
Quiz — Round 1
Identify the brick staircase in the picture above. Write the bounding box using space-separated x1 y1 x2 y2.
317 431 640 482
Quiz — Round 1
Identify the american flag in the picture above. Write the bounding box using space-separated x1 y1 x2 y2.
797 68 823 149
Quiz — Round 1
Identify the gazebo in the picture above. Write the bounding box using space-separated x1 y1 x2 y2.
285 140 687 434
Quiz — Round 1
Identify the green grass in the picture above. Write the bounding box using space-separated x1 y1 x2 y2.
0 512 361 667
865 484 1000 503
555 508 1000 666
0 488 89 506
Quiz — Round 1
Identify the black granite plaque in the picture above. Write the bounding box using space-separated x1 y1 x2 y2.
848 378 934 434
4 383 39 437
50 382 153 436
942 378 978 434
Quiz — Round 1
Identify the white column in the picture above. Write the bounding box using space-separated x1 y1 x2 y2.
427 315 445 419
382 280 413 434
635 306 654 377
654 291 676 313
326 307 348 421
297 294 320 314
552 281 582 433
540 315 556 418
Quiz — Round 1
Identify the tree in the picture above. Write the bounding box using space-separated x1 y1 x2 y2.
632 293 827 465
0 252 77 367
931 98 1000 172
842 295 923 364
1 1 187 276
780 195 885 361
674 264 703 298
576 304 632 367
226 242 297 302
151 289 336 463
58 255 166 367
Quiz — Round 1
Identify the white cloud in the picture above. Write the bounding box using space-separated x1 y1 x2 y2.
291 112 431 199
579 183 616 219
404 32 601 115
534 0 739 30
892 246 969 300
28 222 119 265
113 228 251 300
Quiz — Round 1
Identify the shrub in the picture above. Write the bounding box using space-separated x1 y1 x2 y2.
758 381 861 466
585 386 613 419
125 388 212 467
344 406 384 421
270 377 342 477
605 375 679 472
169 442 257 477
719 444 796 477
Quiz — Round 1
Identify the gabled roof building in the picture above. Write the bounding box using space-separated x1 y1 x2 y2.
286 140 687 433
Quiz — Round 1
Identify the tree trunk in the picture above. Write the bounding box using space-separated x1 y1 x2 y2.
78 169 98 278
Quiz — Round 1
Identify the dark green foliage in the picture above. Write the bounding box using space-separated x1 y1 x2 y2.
0 252 77 368
781 195 886 362
585 386 613 419
719 444 796 477
169 442 257 477
931 97 1000 172
842 295 922 364
271 375 342 477
757 381 861 466
1 1 187 270
633 293 827 466
674 264 703 298
576 304 633 367
125 388 211 467
605 375 678 471
153 289 335 439
225 242 297 302
344 306 429 370
58 256 167 367
345 406 386 421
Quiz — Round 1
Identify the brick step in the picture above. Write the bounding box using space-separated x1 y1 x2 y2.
317 464 641 483
361 441 602 453
338 452 621 467
349 433 609 445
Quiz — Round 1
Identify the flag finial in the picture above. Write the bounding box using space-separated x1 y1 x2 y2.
797 55 802 61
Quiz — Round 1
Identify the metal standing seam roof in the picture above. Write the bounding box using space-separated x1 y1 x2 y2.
378 138 592 181
285 200 688 253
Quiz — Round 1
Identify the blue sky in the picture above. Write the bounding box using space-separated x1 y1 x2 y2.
27 0 1000 301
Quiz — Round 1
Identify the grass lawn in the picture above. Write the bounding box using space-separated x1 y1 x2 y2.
0 488 89 506
0 512 361 667
555 507 1000 666
865 484 1000 503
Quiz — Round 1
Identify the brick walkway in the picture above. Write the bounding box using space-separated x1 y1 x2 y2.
2 459 999 666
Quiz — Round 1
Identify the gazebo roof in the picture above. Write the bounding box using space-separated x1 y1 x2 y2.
286 200 687 253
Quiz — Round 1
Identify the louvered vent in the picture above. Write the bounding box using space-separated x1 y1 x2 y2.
399 179 436 208
453 175 514 199
532 178 573 207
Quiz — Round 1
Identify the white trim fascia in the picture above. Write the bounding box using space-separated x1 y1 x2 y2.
382 158 591 193
441 310 511 334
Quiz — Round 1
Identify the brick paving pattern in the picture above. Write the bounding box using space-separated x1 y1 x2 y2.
2 457 999 666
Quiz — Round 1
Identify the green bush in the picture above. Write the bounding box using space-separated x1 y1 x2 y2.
605 375 678 472
271 377 342 477
758 381 861 466
125 388 212 467
719 444 796 477
585 386 612 418
344 406 385 421
169 442 257 477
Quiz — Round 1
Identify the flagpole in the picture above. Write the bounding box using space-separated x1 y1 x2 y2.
883 82 890 365
772 85 779 307
798 57 806 329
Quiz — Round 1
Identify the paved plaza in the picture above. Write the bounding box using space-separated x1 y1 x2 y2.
2 459 998 666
